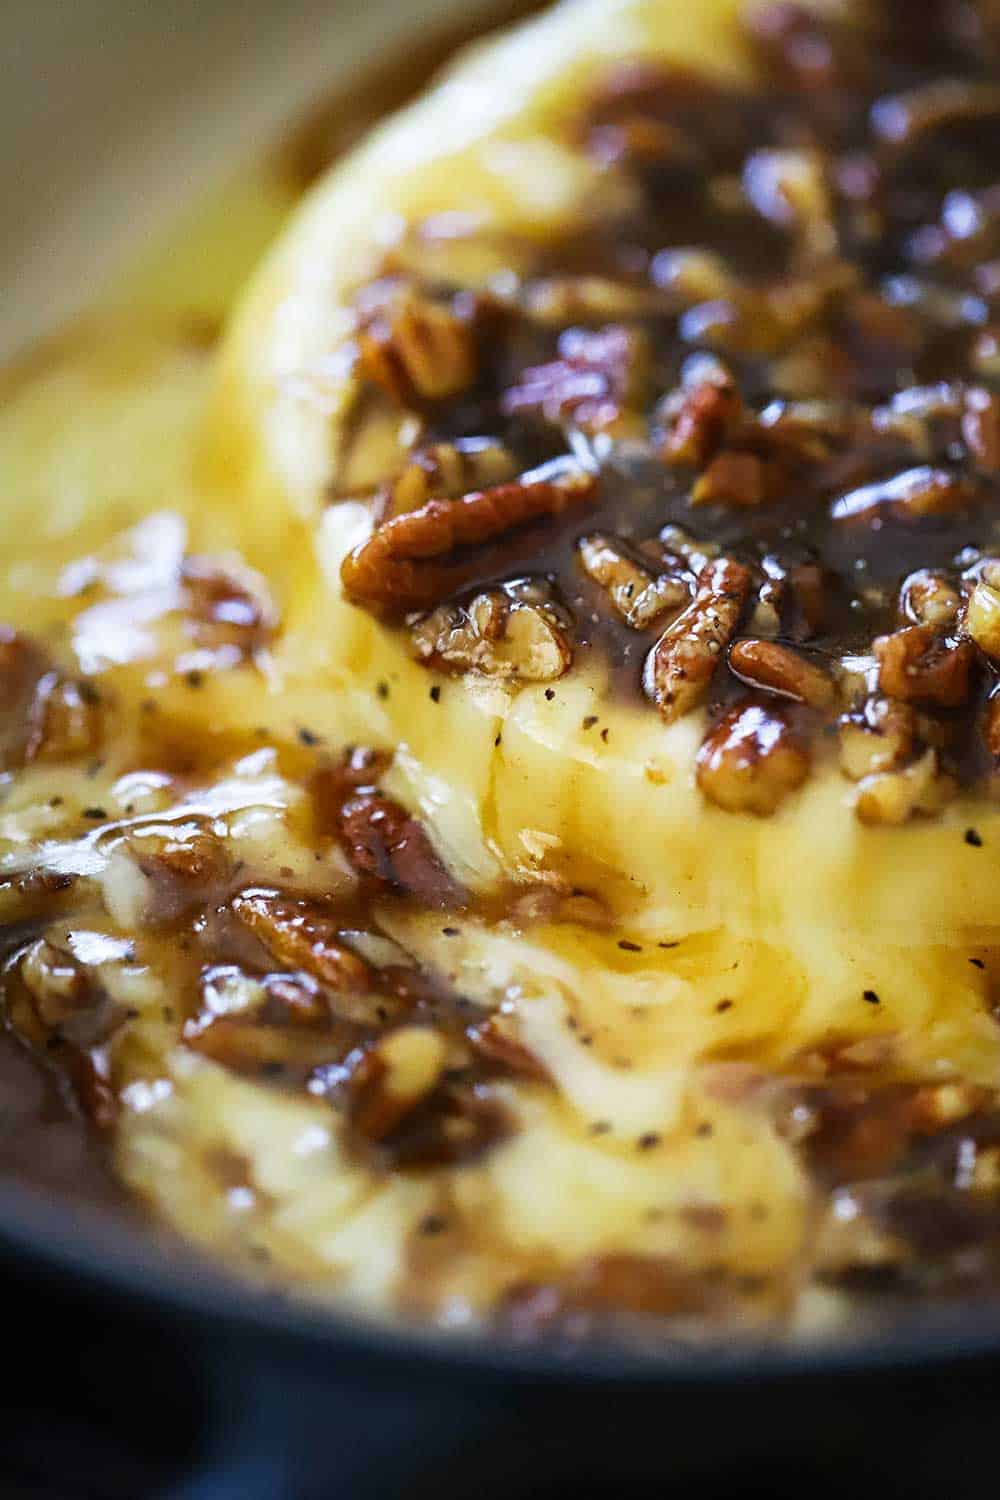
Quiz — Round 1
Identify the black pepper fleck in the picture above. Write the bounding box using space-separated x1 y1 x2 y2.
965 828 984 847
863 989 881 1005
637 1132 661 1151
430 685 441 703
618 939 642 952
81 807 107 820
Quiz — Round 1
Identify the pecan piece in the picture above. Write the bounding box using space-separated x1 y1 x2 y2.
501 325 649 435
577 534 689 630
962 387 1000 473
643 557 752 723
839 697 917 781
180 555 275 654
466 1013 549 1082
874 625 975 708
899 569 961 628
658 357 742 468
338 791 465 908
854 748 955 826
963 562 1000 661
831 466 974 523
380 439 517 521
355 281 477 405
344 1029 511 1167
231 890 372 992
696 699 809 816
742 147 836 259
341 470 596 612
412 584 572 682
728 639 835 709
24 672 102 763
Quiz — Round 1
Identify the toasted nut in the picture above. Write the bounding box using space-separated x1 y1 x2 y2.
964 569 1000 660
691 451 768 507
962 386 1000 472
467 1013 549 1082
356 282 477 405
742 147 836 259
855 747 955 825
696 700 809 816
659 360 742 468
380 439 517 521
341 470 597 612
24 673 102 763
522 275 662 325
728 639 835 708
231 890 372 992
412 587 572 681
838 697 916 781
337 790 465 908
643 557 752 722
180 556 275 653
347 1026 450 1142
577 534 689 630
872 79 1000 153
898 569 961 628
874 625 975 707
657 525 720 578
984 694 1000 760
650 247 734 305
831 466 973 522
501 324 649 435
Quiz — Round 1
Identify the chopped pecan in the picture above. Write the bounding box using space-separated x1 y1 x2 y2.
742 147 836 259
24 673 102 763
355 281 477 405
501 325 649 435
696 699 810 815
577 534 689 630
872 79 1000 154
466 1012 549 1082
962 387 1000 473
344 1029 511 1167
129 826 230 923
522 275 663 325
12 938 127 1130
963 562 1000 660
345 1026 449 1142
180 556 275 653
658 357 742 468
379 439 517 521
230 890 372 992
341 470 596 612
643 558 752 722
874 625 975 707
691 450 769 508
831 466 974 523
338 790 464 908
839 697 917 781
854 747 955 825
899 569 961 628
411 582 572 681
728 639 835 709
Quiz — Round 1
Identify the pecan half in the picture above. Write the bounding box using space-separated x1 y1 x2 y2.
696 699 810 815
411 583 572 681
643 557 752 722
577 534 689 630
874 625 975 707
230 890 372 992
341 471 597 611
338 791 465 908
501 325 649 435
380 439 517 522
728 638 835 709
180 556 275 654
355 281 477 405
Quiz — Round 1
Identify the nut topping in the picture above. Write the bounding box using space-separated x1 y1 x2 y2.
501 324 649 435
873 625 975 708
380 439 517 521
963 563 1000 660
728 638 835 709
231 890 373 993
577 534 689 630
643 557 752 722
355 281 477 405
411 584 572 681
696 699 810 815
341 471 597 611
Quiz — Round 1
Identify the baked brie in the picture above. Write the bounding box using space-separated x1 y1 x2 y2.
5 0 1000 1342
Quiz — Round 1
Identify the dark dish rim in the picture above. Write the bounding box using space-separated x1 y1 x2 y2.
3 1177 1000 1387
